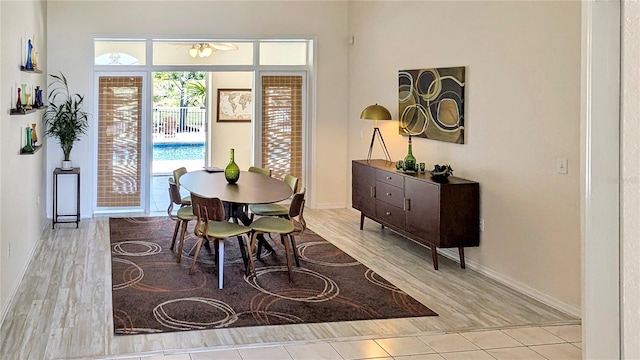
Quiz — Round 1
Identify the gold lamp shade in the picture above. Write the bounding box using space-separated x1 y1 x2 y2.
360 104 392 122
360 103 392 162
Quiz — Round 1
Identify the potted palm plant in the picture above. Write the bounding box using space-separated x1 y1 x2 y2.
43 72 90 170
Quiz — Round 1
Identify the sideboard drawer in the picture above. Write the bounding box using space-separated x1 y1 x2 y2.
375 200 405 229
376 181 404 208
376 170 404 187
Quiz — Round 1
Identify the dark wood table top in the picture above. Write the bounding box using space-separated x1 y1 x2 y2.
179 170 292 205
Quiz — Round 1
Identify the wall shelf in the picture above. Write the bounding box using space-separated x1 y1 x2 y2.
10 106 47 115
19 66 43 74
20 145 41 155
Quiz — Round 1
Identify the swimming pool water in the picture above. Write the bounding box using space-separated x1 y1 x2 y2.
153 143 204 161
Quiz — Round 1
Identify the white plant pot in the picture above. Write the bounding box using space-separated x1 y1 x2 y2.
61 160 72 170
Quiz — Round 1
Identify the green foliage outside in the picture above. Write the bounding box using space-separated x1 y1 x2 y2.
153 71 206 108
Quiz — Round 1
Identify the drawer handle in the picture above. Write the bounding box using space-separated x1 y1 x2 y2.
386 176 392 180
385 212 391 216
386 192 391 196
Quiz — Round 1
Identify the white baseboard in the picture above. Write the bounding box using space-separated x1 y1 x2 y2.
309 202 346 210
0 223 47 328
439 248 581 318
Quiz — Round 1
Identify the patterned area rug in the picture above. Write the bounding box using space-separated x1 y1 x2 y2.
109 217 437 334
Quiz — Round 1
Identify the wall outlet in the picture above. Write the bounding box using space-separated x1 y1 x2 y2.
557 158 568 174
479 218 485 232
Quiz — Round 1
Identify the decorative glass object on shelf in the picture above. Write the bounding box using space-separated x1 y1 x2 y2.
31 123 38 145
403 135 417 172
25 40 34 70
224 148 240 184
23 127 34 153
21 84 26 106
15 87 23 112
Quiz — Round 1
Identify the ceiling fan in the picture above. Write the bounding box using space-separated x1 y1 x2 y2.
188 42 238 58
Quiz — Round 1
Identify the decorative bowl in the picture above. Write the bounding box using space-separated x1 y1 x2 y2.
430 164 453 180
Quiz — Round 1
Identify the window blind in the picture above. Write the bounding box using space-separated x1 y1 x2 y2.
261 75 303 187
97 76 143 207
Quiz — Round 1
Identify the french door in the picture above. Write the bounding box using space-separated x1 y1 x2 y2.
258 73 306 188
95 73 147 211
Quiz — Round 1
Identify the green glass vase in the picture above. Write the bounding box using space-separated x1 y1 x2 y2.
403 136 416 172
224 148 240 184
23 127 34 153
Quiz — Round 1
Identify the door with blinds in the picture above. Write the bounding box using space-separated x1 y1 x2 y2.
96 75 145 210
260 74 305 189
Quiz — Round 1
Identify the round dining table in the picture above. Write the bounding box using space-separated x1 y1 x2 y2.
179 170 293 258
179 170 293 210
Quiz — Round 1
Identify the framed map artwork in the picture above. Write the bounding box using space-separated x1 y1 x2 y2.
217 88 252 122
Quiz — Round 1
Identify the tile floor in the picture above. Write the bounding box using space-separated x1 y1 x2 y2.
102 324 581 360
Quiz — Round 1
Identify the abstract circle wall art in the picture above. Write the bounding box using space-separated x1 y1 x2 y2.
398 67 466 144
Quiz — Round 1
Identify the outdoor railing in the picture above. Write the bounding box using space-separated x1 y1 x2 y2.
153 107 206 141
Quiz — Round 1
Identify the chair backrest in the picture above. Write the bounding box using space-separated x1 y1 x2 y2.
190 193 225 222
168 182 183 206
288 188 306 234
283 174 299 193
248 166 271 177
172 167 188 187
167 182 184 219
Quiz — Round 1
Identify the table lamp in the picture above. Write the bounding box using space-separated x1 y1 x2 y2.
360 104 392 162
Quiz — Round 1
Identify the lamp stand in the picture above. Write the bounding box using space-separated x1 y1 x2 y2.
367 127 392 162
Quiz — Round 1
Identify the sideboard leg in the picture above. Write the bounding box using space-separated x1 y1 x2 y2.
431 246 439 270
359 213 365 230
459 247 466 269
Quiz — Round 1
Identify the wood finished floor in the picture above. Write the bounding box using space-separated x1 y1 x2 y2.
0 208 578 360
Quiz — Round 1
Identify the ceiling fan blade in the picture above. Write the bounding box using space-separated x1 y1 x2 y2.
209 42 238 51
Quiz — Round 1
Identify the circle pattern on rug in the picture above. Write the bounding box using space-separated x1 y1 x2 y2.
297 241 359 267
364 269 406 294
112 258 143 290
244 266 339 302
153 297 238 330
112 241 162 257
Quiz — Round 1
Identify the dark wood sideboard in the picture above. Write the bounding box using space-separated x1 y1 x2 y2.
352 159 480 270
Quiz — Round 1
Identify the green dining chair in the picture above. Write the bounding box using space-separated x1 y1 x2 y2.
248 166 272 177
244 166 272 213
190 192 254 289
249 189 306 283
171 167 192 206
168 182 196 264
249 174 298 219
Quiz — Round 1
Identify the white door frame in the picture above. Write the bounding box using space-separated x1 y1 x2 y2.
581 1 621 357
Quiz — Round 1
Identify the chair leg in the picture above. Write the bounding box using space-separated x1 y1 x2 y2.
244 233 256 276
290 235 300 267
170 220 180 250
256 234 263 260
249 231 259 254
189 237 205 275
214 239 219 264
283 234 294 283
236 235 248 270
218 240 225 289
176 219 188 264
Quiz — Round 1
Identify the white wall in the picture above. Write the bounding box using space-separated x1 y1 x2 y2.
0 0 48 321
621 1 640 357
209 72 253 170
46 0 349 215
348 1 582 312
